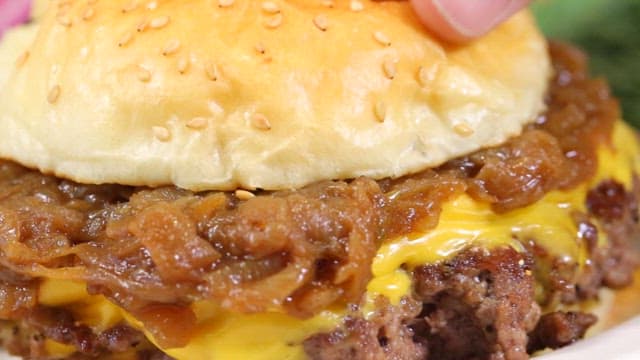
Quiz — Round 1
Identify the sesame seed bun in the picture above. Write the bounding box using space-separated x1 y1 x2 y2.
0 0 550 191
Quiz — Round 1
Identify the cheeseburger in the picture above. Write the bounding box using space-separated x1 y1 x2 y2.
0 1 638 359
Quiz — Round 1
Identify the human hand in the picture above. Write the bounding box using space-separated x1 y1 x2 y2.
411 0 532 42
0 0 532 42
0 0 31 38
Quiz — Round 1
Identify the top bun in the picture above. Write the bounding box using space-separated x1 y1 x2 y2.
0 0 550 191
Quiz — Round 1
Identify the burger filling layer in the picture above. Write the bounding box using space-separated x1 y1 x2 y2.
0 43 638 360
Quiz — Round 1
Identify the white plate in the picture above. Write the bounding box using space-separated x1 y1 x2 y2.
539 316 640 359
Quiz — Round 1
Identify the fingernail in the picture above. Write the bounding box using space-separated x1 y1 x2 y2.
432 0 522 37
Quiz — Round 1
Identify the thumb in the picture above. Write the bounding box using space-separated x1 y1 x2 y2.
410 0 532 42
0 0 31 38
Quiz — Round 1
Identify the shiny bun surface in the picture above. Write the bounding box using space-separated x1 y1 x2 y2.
0 0 550 190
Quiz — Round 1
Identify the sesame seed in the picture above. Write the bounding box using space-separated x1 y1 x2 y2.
122 1 138 13
373 31 391 46
251 113 272 130
137 67 152 82
118 32 134 47
218 0 235 7
136 18 149 32
518 259 525 266
382 59 397 79
57 15 72 27
350 0 364 11
417 66 431 86
186 117 208 129
146 1 158 10
15 51 29 68
254 43 266 54
261 1 280 13
321 0 334 8
82 7 95 21
162 39 181 56
205 63 221 81
264 13 283 29
47 85 61 104
149 16 170 29
453 123 474 137
208 100 224 114
374 101 386 122
235 189 255 200
152 126 171 141
313 14 328 31
177 57 190 74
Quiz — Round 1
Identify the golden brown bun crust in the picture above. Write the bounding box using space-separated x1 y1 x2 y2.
0 0 550 190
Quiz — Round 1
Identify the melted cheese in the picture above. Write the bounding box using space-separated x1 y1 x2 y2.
161 311 343 360
38 121 640 360
373 181 597 273
596 121 640 189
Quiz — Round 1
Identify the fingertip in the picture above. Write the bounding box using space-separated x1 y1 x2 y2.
410 0 472 43
411 0 532 43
